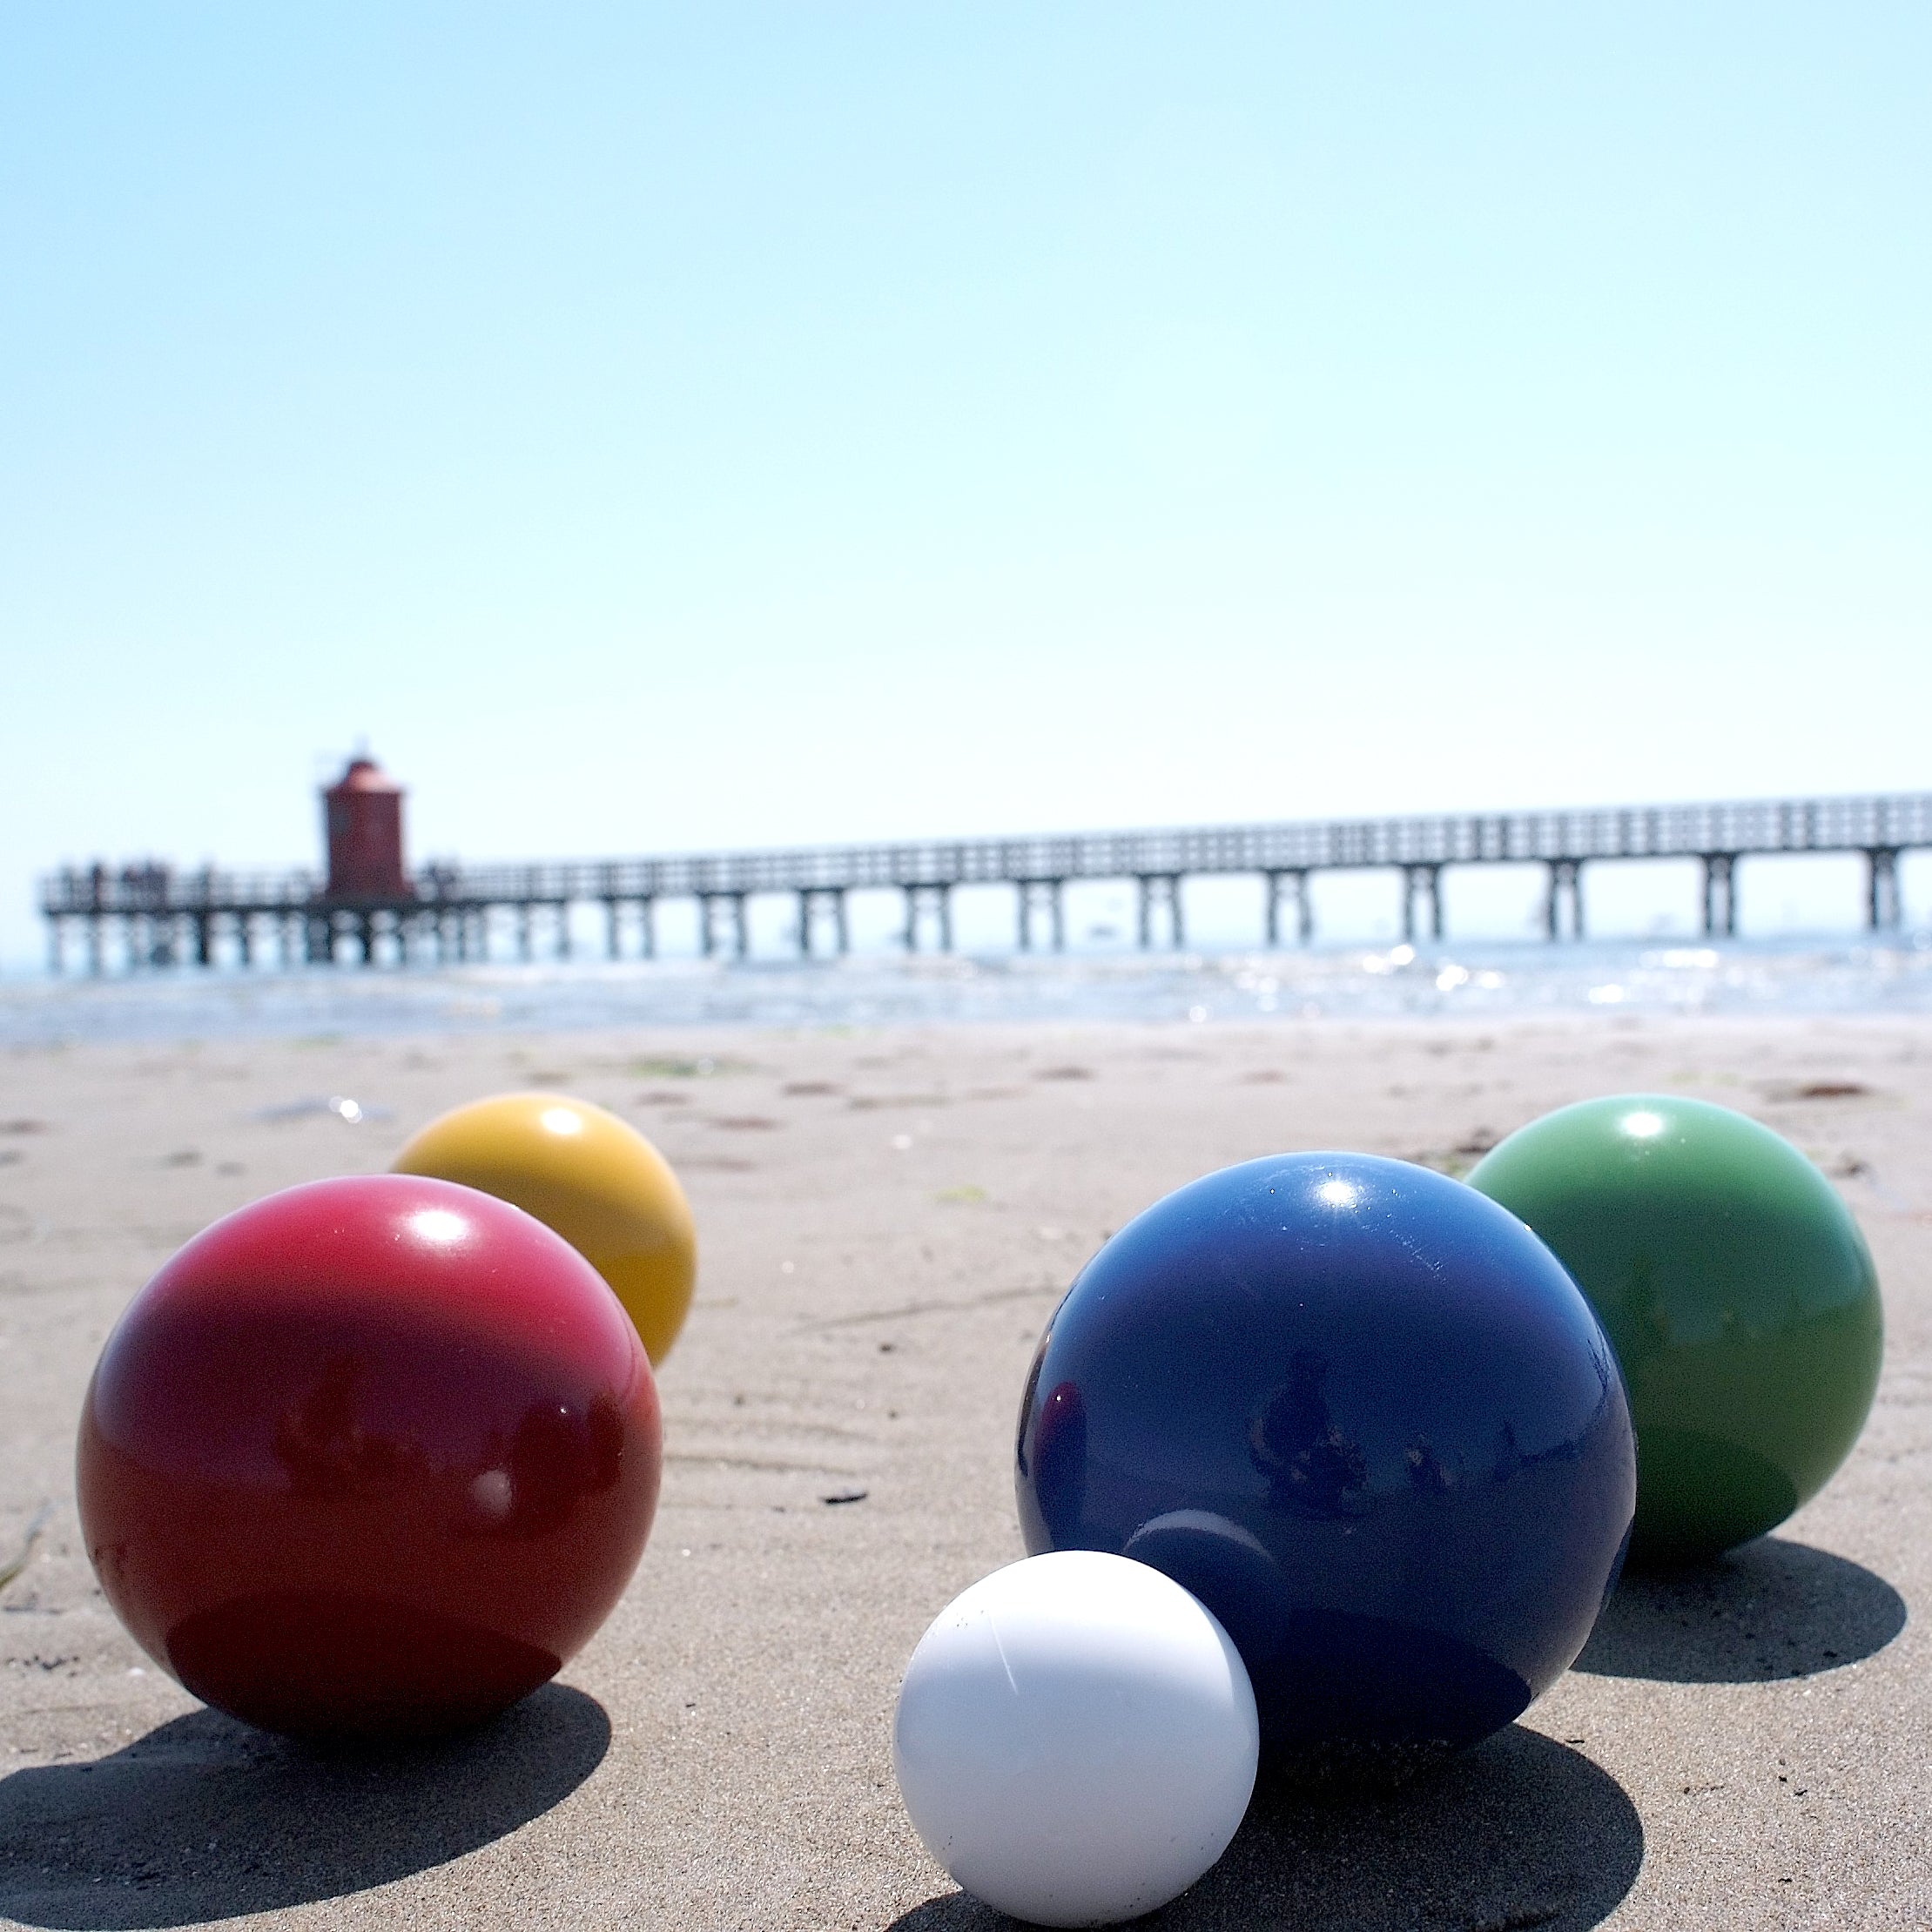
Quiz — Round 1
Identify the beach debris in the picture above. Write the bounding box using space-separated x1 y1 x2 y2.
820 1489 868 1506
0 1119 49 1134
782 1080 842 1096
162 1149 202 1167
709 1115 779 1131
797 1282 1058 1333
626 1054 753 1079
936 1184 988 1204
252 1094 392 1125
0 1504 53 1594
1033 1065 1094 1081
1404 1142 1493 1178
1761 1079 1877 1104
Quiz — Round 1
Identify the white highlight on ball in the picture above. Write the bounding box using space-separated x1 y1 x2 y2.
407 1208 468 1247
892 1551 1259 1928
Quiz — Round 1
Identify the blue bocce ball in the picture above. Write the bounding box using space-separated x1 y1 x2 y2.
1015 1153 1635 1782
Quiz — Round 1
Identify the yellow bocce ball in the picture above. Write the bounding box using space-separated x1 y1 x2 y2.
393 1092 697 1364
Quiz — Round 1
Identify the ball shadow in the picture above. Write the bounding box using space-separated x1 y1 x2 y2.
886 1726 1641 1931
0 1683 609 1929
1575 1535 1906 1683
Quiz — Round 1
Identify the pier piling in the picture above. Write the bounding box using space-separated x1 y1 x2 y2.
900 885 948 953
1263 870 1313 947
1136 874 1184 949
1402 865 1444 944
1545 860 1585 941
1016 879 1065 952
796 887 851 958
1868 847 1902 930
1700 854 1738 938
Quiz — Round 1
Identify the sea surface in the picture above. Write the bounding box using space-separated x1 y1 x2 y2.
3 936 1931 1047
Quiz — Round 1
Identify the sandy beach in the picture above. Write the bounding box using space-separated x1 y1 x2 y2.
1 1012 1927 1930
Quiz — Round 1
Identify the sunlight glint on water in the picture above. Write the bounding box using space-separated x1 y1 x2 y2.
3 938 1930 1046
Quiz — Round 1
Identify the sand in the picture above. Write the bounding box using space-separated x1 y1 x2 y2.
0 1013 1927 1930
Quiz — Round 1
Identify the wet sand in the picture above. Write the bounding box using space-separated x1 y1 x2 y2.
1 1013 1927 1929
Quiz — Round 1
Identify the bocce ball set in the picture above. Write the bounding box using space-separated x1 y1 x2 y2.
901 1096 1880 1925
73 1087 1881 1926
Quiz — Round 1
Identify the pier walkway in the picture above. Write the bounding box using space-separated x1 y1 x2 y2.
39 792 1931 973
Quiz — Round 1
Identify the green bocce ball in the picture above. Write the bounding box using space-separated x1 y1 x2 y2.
1468 1095 1882 1563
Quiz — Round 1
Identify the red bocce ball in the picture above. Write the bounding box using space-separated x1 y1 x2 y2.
77 1175 662 1741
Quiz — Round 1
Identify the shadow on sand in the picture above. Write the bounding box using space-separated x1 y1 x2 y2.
1576 1535 1906 1683
0 1683 608 1929
888 1723 1641 1932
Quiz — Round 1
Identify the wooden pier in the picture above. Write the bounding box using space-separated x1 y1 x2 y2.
38 792 1931 974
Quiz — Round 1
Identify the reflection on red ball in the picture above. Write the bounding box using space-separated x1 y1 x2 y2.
77 1175 662 1740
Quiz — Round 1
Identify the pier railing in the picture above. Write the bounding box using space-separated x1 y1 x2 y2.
420 793 1932 899
37 791 1932 972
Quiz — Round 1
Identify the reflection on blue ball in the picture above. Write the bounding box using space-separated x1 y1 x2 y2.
1015 1154 1636 1781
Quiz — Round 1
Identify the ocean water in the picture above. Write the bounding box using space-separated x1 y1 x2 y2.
3 936 1930 1047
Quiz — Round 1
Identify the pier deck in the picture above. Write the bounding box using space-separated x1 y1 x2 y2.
38 793 1931 973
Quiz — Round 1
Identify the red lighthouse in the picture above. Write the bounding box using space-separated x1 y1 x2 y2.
322 755 411 902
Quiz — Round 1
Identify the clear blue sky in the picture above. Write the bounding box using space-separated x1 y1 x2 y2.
3 4 1928 964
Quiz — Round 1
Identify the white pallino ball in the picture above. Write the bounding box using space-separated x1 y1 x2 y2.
892 1551 1259 1927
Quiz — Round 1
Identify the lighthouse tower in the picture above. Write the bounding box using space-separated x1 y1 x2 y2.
322 755 411 902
